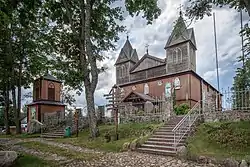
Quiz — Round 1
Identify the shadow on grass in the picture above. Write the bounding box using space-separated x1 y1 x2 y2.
56 122 163 152
13 154 56 167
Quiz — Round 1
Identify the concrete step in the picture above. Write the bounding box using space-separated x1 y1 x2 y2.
156 128 189 132
137 147 176 156
141 144 176 151
40 134 64 138
147 137 185 143
145 140 184 146
152 134 187 139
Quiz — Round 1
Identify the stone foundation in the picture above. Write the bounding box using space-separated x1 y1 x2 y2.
120 115 166 124
204 110 250 122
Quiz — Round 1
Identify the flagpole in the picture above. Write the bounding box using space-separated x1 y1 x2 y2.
213 12 220 91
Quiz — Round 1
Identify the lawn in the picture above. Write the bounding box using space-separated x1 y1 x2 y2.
0 133 41 138
187 121 250 161
13 153 55 167
55 122 162 152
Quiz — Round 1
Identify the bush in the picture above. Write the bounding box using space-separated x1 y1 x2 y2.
174 103 190 115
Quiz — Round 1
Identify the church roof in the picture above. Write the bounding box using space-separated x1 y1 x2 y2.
122 91 155 102
41 73 62 83
27 100 66 106
130 54 165 73
115 38 139 65
165 15 197 49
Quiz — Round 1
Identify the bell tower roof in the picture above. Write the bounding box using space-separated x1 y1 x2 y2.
165 14 196 49
115 36 139 65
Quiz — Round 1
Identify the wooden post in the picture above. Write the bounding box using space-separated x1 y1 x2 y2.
74 110 79 137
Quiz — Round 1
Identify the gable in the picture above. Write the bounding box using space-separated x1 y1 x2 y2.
167 34 187 48
115 49 129 65
131 55 165 73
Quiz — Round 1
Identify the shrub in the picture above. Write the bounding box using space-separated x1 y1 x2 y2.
174 103 190 115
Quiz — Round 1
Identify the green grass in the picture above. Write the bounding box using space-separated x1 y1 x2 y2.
18 141 100 161
187 121 250 161
0 133 40 139
55 122 162 152
13 153 56 167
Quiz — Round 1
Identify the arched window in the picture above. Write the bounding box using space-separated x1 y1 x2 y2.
35 81 40 100
48 82 55 101
144 83 149 95
177 48 182 63
121 65 126 78
168 54 173 63
172 49 178 64
172 48 182 64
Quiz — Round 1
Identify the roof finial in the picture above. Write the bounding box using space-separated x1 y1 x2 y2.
126 31 129 40
145 44 149 55
46 68 49 74
178 4 183 16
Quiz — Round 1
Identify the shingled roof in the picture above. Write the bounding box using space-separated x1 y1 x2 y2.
165 15 196 49
122 91 155 102
41 73 62 83
115 38 139 65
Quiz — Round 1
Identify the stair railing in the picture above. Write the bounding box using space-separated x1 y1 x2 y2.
172 101 202 150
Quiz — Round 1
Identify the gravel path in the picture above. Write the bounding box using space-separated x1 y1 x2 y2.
0 138 220 167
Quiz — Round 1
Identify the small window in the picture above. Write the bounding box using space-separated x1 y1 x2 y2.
35 81 40 100
177 48 182 63
35 87 40 100
173 50 177 63
207 86 209 92
144 83 149 95
48 82 55 101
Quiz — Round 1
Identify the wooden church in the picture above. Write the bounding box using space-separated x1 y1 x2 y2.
27 73 66 125
115 12 222 108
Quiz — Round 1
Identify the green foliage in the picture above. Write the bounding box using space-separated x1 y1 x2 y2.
187 121 250 160
186 0 249 21
174 103 190 115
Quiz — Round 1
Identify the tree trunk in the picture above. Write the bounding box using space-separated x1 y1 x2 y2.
85 88 99 138
85 0 99 138
243 0 250 17
16 60 22 134
11 86 17 133
4 84 10 135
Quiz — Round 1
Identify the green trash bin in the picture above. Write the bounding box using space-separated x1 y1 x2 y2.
65 126 71 137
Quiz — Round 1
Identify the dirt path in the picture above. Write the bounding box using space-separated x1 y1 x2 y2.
0 138 220 167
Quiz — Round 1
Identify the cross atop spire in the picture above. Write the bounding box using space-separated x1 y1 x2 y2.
145 44 149 55
177 4 183 16
126 31 129 40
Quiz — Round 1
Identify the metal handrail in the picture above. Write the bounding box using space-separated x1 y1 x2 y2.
172 100 202 150
172 101 201 131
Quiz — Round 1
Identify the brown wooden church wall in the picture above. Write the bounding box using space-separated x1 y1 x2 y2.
121 73 192 103
190 74 201 103
41 80 62 101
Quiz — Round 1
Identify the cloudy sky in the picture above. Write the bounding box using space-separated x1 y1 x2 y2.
22 0 249 109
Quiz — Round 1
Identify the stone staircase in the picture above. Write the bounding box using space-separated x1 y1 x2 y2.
40 129 65 138
137 116 188 155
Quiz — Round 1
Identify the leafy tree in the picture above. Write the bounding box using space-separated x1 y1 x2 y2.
44 0 161 138
0 0 50 134
186 0 250 20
